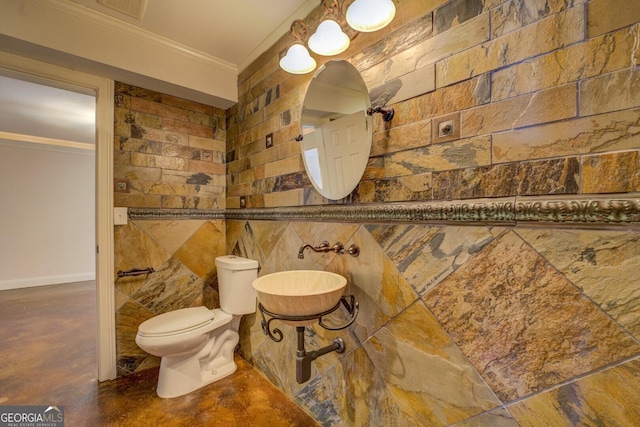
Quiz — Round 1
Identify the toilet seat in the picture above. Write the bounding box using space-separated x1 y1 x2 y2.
138 306 217 337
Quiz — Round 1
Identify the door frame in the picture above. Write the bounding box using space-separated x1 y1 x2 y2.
0 52 116 381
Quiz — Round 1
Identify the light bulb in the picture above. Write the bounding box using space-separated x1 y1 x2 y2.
308 19 350 56
279 43 317 74
346 0 396 32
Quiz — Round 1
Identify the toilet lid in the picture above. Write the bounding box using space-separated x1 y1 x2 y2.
138 306 215 336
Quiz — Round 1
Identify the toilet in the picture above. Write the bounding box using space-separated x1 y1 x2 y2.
135 255 259 398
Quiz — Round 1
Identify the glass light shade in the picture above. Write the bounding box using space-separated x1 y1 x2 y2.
279 43 317 74
346 0 396 32
308 19 350 56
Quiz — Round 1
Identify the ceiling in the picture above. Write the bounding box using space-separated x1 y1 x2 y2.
68 0 317 72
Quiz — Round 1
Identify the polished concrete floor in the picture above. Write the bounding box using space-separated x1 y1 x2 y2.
0 281 318 426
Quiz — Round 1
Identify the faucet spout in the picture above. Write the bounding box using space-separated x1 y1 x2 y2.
298 244 314 259
297 241 334 259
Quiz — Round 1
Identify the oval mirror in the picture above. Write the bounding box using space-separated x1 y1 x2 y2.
300 60 372 200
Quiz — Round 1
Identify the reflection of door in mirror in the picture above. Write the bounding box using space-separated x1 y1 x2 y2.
320 111 368 198
300 60 372 201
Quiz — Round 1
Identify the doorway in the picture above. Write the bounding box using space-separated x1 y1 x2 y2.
0 75 96 289
0 52 116 381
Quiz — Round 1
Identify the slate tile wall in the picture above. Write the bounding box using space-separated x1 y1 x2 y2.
227 0 640 207
229 220 640 426
227 0 640 425
114 82 226 210
108 0 640 423
112 83 227 374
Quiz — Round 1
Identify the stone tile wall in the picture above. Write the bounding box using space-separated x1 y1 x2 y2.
229 220 640 426
107 0 640 423
227 0 640 206
226 0 640 425
114 83 226 210
113 83 227 374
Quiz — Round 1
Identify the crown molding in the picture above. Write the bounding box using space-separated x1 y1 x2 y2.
39 0 238 74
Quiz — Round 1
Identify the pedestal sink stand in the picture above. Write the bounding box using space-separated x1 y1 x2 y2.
257 295 359 383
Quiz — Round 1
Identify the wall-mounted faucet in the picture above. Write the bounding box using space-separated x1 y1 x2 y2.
298 241 359 259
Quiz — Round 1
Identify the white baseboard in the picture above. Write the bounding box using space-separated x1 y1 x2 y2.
0 273 96 291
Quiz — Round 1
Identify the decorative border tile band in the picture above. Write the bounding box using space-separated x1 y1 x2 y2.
226 196 640 226
128 196 640 226
226 199 516 223
128 208 225 220
515 197 640 224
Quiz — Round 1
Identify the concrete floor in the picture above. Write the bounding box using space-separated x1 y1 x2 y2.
0 281 318 426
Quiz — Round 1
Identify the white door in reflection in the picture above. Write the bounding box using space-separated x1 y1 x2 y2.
320 111 368 198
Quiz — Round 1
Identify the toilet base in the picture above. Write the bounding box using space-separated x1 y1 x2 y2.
156 328 239 398
157 358 237 398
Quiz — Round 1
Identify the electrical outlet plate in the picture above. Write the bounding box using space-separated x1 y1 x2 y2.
432 113 460 143
438 120 454 137
114 207 128 225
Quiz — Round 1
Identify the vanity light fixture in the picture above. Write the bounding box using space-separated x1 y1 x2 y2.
308 18 350 56
279 0 396 74
346 0 396 32
308 0 349 56
279 20 317 74
280 42 317 74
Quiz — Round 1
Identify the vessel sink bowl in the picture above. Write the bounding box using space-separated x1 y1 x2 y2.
252 270 347 325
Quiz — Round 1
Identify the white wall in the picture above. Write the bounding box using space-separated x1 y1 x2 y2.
0 139 95 290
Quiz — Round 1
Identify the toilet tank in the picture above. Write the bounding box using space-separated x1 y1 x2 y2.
215 255 259 315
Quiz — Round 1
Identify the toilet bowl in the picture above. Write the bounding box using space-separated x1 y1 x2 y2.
135 255 259 398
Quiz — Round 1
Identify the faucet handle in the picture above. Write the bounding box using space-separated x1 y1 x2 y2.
333 242 345 254
347 244 360 257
